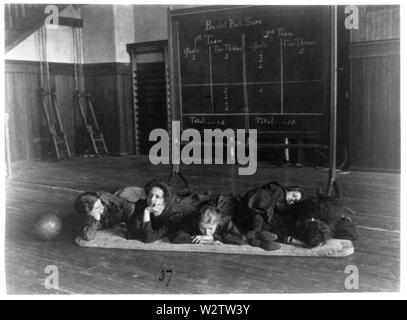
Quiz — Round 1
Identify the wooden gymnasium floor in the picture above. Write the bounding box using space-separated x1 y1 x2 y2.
5 156 400 294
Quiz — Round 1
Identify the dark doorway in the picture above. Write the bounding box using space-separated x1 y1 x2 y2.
136 62 168 155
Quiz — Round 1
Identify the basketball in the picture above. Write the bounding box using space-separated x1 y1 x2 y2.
32 214 62 241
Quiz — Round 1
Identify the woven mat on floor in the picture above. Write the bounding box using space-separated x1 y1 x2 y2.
75 226 354 257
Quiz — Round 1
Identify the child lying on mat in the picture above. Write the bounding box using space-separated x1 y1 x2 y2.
234 181 358 248
234 181 306 234
75 179 356 250
171 204 281 251
74 191 135 241
276 192 358 247
171 204 243 245
75 180 179 242
126 180 180 243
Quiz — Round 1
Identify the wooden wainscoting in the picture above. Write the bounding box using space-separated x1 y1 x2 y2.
5 60 134 161
348 5 400 172
349 40 400 171
83 63 134 155
5 60 78 161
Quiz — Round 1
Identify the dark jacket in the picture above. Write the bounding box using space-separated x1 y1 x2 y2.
126 199 177 243
126 190 212 243
234 181 288 232
170 195 244 245
75 191 135 241
266 196 358 247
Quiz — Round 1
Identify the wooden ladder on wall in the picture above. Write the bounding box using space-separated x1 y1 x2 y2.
75 90 108 156
40 88 72 160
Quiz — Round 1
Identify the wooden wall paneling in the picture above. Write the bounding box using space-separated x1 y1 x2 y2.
336 6 351 170
369 56 400 169
362 58 373 168
54 74 77 154
350 55 400 170
350 58 368 168
28 73 43 159
116 73 126 154
11 73 33 161
39 72 67 160
46 73 60 158
84 75 108 152
130 52 141 155
9 73 24 161
350 6 400 43
22 74 35 160
81 74 98 154
6 60 134 159
105 74 121 155
348 5 400 171
5 73 19 161
388 56 401 168
84 72 120 155
368 59 383 168
21 72 43 160
83 76 98 144
114 67 134 155
83 63 134 156
349 40 400 59
5 60 79 160
117 74 126 154
119 71 135 155
164 45 172 147
72 75 85 154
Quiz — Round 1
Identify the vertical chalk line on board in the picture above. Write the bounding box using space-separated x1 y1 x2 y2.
209 45 214 114
280 38 284 114
242 33 249 131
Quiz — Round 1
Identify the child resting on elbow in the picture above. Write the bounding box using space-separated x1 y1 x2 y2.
75 179 177 243
126 179 178 243
171 204 280 250
74 191 135 241
171 204 243 245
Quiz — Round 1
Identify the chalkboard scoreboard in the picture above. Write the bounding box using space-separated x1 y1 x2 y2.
169 5 332 139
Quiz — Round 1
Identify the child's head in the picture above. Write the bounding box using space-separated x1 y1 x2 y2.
295 217 332 248
91 199 104 215
144 180 174 209
285 186 307 205
75 193 102 212
197 205 220 236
